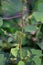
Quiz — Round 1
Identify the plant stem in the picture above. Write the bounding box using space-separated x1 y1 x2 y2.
18 32 22 60
19 1 25 60
18 0 26 60
19 33 22 60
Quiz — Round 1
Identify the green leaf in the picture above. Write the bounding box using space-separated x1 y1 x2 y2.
32 56 41 65
31 48 42 65
8 37 14 43
11 47 19 57
31 49 42 56
34 0 43 10
37 40 43 50
33 1 43 22
18 61 25 65
0 17 3 27
22 48 27 58
38 3 43 12
2 0 22 16
0 54 6 65
24 25 38 33
32 12 43 22
36 0 43 11
21 47 31 59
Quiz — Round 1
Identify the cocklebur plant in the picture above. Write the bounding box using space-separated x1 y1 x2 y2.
10 1 31 65
0 0 43 65
10 0 41 65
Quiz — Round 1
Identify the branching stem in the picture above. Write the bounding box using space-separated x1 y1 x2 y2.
19 0 26 60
